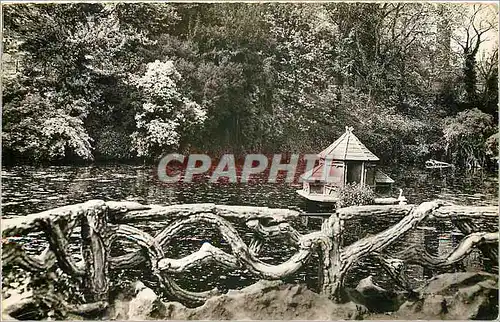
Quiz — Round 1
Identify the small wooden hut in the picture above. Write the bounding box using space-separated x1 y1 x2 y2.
297 126 394 202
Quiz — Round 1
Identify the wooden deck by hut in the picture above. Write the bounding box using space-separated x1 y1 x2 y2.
297 126 394 203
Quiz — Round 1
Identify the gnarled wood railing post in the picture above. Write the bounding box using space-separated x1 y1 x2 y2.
2 199 498 318
318 212 345 302
80 203 110 303
319 201 499 301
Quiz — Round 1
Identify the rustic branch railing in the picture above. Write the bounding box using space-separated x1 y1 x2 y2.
2 200 498 318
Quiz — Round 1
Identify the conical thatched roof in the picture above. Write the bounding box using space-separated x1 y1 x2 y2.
317 127 379 161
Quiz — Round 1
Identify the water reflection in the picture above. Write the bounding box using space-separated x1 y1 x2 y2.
1 165 498 292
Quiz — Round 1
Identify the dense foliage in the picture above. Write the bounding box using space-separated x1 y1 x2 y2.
443 108 495 168
2 3 498 168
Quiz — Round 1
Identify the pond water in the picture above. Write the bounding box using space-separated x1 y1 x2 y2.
2 164 498 298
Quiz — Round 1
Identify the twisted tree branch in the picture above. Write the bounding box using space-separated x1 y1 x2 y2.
246 220 302 243
41 219 85 277
2 244 56 272
397 232 498 268
158 242 240 273
454 218 498 262
372 253 413 292
110 223 220 304
342 201 447 264
2 200 106 237
336 204 413 220
112 203 300 223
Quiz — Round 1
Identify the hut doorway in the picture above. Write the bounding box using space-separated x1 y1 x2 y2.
346 162 363 185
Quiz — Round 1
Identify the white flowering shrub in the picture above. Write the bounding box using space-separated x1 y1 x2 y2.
131 60 206 157
2 92 94 162
41 114 94 161
337 183 375 208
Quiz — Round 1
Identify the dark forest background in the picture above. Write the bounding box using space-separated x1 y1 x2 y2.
2 3 498 168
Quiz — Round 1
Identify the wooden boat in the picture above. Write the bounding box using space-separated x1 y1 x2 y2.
425 159 453 169
296 127 400 205
296 189 399 205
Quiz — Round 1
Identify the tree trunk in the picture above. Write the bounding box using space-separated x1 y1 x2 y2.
464 53 478 104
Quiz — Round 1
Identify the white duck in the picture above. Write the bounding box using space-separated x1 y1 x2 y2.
398 189 408 205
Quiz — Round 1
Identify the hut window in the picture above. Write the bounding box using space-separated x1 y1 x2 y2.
346 162 363 184
310 184 323 194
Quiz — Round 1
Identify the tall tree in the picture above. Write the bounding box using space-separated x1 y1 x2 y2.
450 4 497 106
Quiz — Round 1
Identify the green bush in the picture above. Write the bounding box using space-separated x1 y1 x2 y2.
337 183 375 208
443 108 494 168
